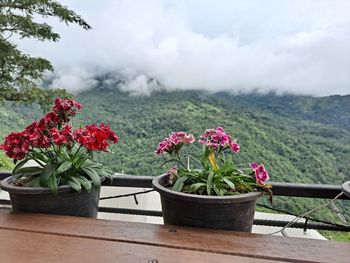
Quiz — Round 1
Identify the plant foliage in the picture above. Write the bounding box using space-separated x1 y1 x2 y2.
155 128 272 198
0 0 91 110
0 98 119 193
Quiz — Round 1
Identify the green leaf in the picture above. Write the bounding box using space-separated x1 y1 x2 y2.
206 171 214 195
13 166 43 177
172 175 188 192
57 146 70 161
82 167 101 188
12 159 29 175
81 159 103 169
213 184 226 196
75 175 92 192
47 174 58 194
81 159 95 169
40 162 58 186
189 182 206 193
94 169 113 181
67 177 82 192
223 178 235 190
56 161 72 174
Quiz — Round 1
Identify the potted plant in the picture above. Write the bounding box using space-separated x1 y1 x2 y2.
153 127 272 232
0 98 119 218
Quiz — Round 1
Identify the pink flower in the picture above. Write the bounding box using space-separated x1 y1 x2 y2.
155 138 172 155
249 162 259 170
199 127 239 153
155 132 195 155
166 166 177 184
201 129 215 139
250 163 269 184
229 139 240 153
211 127 231 146
171 132 195 144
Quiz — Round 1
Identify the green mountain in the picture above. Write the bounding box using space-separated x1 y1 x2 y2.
73 87 350 227
73 88 350 184
0 87 349 226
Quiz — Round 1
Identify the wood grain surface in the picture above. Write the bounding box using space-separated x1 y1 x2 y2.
0 211 349 263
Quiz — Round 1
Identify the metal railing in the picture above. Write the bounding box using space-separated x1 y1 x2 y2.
0 171 349 232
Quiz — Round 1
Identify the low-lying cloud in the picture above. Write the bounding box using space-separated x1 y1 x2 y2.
24 0 350 96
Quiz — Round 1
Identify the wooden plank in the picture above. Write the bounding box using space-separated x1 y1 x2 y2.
0 211 349 263
0 229 283 263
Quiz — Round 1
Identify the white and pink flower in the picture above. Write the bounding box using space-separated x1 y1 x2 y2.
155 132 195 155
199 126 240 154
250 162 269 184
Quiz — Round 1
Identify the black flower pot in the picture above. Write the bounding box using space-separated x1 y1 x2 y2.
0 176 100 218
153 174 262 232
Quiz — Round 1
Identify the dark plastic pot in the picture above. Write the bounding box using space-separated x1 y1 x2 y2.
153 174 262 232
0 176 100 218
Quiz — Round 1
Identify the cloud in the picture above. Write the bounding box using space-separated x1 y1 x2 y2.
20 0 350 96
48 67 97 94
119 75 162 96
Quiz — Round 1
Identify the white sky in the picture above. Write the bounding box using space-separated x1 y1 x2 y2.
20 0 350 96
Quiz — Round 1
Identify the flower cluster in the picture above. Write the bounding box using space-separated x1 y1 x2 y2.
0 98 119 193
52 98 82 122
74 123 118 151
199 127 240 153
50 124 74 146
156 127 271 196
155 132 195 155
0 99 118 160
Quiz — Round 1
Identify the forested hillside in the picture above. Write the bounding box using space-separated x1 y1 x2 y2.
74 88 350 184
1 87 349 225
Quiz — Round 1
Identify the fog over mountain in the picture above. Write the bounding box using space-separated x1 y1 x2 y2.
20 0 350 96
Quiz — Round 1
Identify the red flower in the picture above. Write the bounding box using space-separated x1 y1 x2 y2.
0 132 30 160
25 122 50 148
53 98 82 112
100 123 119 144
42 112 62 128
1 97 119 165
74 123 118 151
50 124 73 145
52 98 82 122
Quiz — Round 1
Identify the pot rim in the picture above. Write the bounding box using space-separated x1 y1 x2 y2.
152 174 262 203
0 176 74 194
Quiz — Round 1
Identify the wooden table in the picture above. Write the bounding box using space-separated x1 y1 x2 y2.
0 211 349 263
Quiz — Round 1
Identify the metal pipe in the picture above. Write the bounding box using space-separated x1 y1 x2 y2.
1 171 349 199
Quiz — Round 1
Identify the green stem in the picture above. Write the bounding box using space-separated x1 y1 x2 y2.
73 144 83 159
186 154 203 169
175 152 187 170
50 142 60 158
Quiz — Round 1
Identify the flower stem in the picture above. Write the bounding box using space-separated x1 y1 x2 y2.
175 152 187 170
